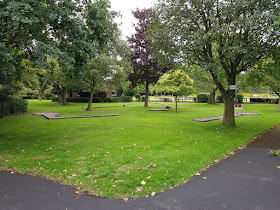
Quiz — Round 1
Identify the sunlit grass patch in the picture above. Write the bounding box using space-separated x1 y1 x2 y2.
0 100 279 198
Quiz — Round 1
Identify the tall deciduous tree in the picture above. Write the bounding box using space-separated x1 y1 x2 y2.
0 0 49 100
157 69 194 112
0 0 118 104
150 0 279 126
83 55 114 111
128 8 171 107
245 46 280 111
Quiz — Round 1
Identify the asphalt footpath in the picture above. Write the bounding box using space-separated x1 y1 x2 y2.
1 125 280 210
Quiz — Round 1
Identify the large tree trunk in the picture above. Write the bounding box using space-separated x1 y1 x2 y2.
61 87 67 105
86 91 94 111
208 88 217 104
222 90 235 127
144 81 150 107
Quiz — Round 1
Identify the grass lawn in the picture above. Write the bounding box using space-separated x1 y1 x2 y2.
0 100 279 199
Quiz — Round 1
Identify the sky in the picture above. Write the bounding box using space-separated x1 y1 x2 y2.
110 0 158 40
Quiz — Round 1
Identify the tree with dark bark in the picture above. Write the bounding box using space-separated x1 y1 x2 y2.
150 0 279 126
128 8 171 107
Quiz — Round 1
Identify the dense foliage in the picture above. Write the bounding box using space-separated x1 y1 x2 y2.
128 8 172 107
157 69 193 111
0 98 28 118
150 0 279 126
197 94 210 103
0 0 118 105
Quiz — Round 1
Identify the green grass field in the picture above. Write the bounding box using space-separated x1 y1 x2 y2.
0 100 279 199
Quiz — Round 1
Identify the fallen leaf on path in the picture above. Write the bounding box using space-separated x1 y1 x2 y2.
75 191 80 194
151 192 156 197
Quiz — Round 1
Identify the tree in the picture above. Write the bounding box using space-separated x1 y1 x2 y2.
83 55 115 111
157 69 194 112
0 0 50 100
0 0 118 105
183 65 219 104
245 46 280 111
128 8 171 107
150 0 279 126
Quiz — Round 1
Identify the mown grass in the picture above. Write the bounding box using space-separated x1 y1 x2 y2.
0 100 279 199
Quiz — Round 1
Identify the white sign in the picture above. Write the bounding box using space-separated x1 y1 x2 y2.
229 85 236 90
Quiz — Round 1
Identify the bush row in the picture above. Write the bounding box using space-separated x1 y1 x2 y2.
0 99 28 118
104 96 132 102
195 93 244 103
196 94 209 103
51 96 132 103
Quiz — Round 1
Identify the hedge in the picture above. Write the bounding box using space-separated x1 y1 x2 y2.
197 94 209 103
0 99 28 118
104 96 132 102
52 96 132 103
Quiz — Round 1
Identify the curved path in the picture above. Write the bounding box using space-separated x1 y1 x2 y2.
1 126 280 210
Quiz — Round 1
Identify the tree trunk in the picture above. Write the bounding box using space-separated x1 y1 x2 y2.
86 91 94 111
61 88 67 105
175 95 178 112
39 89 43 101
144 81 149 107
57 91 62 103
208 88 217 104
222 91 235 127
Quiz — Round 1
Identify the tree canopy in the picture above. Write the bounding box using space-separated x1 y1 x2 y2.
157 69 194 112
150 0 279 126
0 0 118 103
128 8 172 107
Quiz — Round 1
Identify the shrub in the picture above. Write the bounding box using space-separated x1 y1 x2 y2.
22 95 38 99
135 94 141 101
216 95 224 103
51 97 102 103
0 99 28 118
52 97 58 102
119 96 132 102
235 93 244 103
197 94 209 103
163 98 171 102
52 96 132 103
141 96 146 101
105 96 132 102
272 98 279 104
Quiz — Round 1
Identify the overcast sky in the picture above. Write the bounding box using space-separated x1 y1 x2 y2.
110 0 158 40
